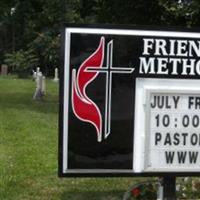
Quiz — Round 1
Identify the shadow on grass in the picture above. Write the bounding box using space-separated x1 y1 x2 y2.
61 190 124 200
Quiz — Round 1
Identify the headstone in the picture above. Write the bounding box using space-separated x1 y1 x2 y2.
42 76 46 95
53 68 59 82
1 64 8 75
33 72 43 100
36 67 40 77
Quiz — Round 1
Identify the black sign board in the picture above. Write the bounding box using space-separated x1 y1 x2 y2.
59 25 200 177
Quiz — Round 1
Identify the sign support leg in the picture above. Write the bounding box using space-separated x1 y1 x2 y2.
163 176 176 200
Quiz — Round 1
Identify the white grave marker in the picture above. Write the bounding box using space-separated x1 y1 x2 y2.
42 76 46 95
53 68 59 82
33 72 43 100
36 67 40 77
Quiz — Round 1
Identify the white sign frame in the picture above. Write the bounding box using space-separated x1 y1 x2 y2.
134 78 200 173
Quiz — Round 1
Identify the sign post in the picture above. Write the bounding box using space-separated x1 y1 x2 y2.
59 25 200 195
163 176 176 200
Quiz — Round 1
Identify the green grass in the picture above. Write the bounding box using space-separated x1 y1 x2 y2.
0 75 141 200
2 76 200 200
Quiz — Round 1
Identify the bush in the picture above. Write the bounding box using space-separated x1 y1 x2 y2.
4 49 38 78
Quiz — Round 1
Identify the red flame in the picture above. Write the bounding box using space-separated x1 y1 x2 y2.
71 37 104 142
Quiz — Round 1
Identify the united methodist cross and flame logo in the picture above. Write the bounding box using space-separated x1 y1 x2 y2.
71 37 134 142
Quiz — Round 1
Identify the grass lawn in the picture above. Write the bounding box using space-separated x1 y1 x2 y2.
2 75 200 200
0 75 143 200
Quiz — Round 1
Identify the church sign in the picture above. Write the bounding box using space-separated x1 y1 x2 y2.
59 25 200 176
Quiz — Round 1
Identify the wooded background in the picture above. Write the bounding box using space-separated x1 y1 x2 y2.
1 0 200 76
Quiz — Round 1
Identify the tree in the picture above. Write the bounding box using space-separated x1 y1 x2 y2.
93 0 164 25
1 0 200 77
1 0 83 75
4 49 38 77
159 0 193 26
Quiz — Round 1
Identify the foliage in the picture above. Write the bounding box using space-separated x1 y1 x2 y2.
177 177 200 199
123 181 157 200
1 0 200 75
93 0 164 25
28 30 60 75
4 49 38 75
0 0 82 75
123 178 200 200
159 0 193 26
157 0 200 27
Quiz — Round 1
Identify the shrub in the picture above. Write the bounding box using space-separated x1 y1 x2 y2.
4 49 38 78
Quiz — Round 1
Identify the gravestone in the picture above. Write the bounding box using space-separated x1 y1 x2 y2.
53 68 59 82
42 76 46 95
33 72 43 100
1 64 8 75
36 67 40 76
